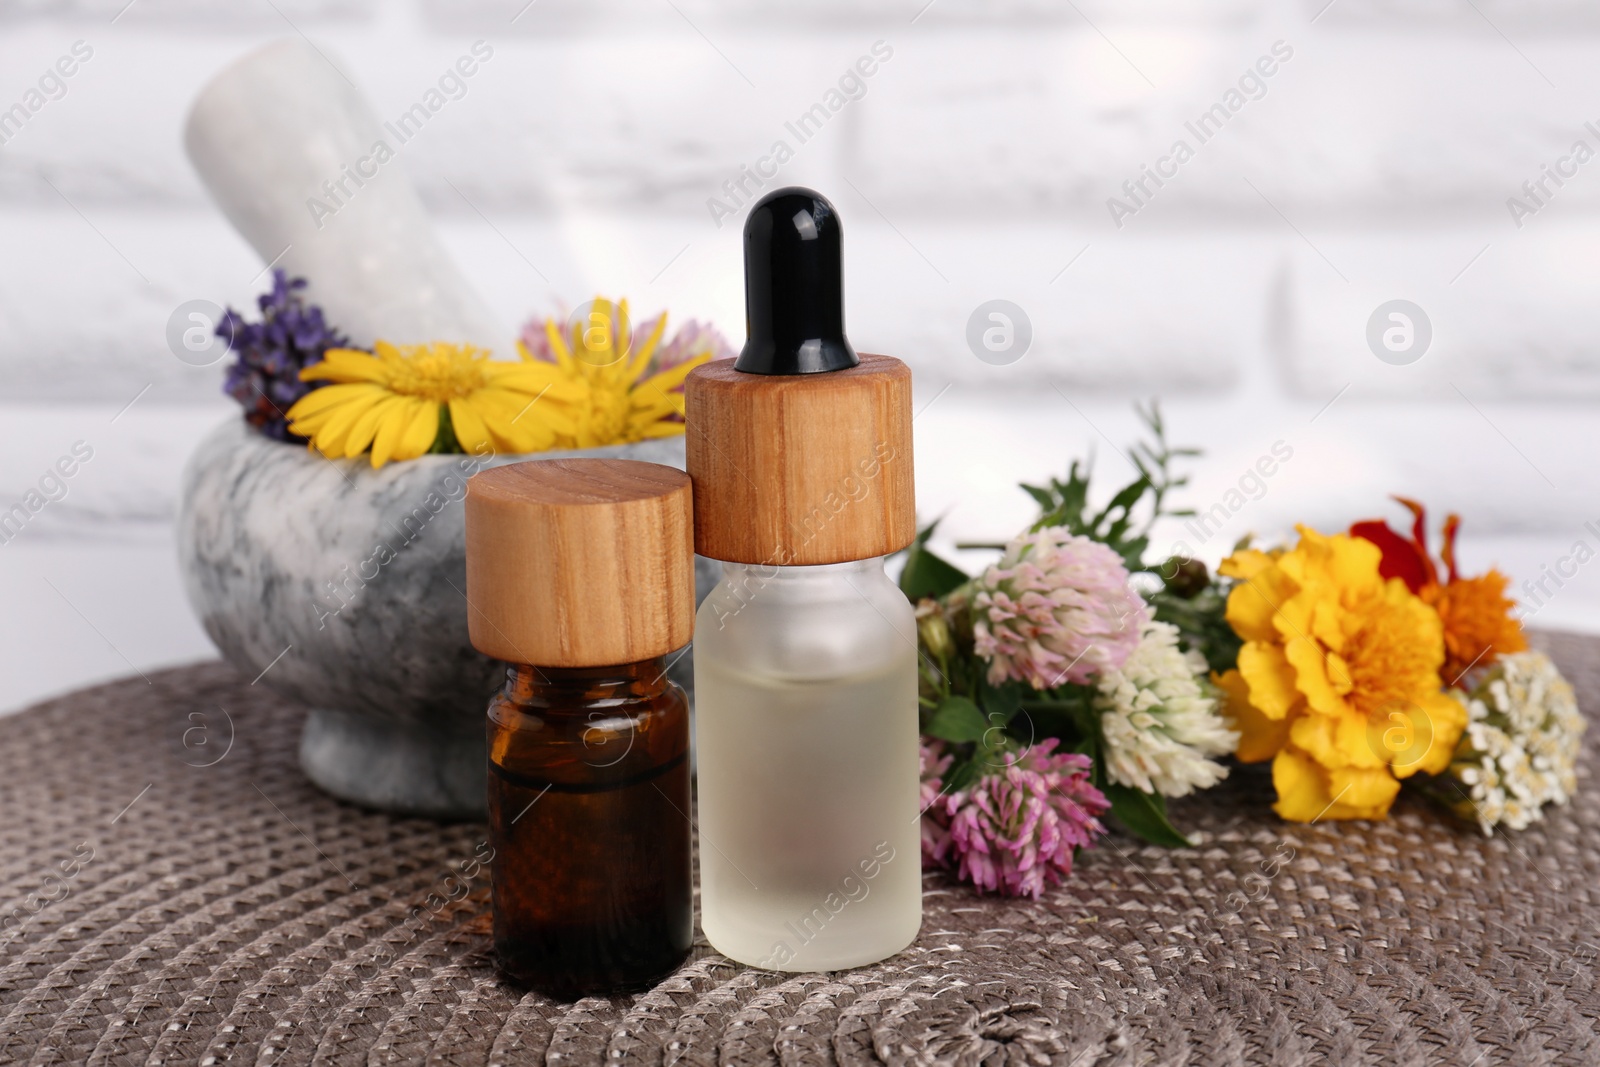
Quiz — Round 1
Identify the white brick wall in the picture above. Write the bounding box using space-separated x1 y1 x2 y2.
0 1 1595 542
5 2 1596 394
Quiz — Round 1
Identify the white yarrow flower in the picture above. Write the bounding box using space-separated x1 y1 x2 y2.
1443 651 1584 835
1095 619 1237 797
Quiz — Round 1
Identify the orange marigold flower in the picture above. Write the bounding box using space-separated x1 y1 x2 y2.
1214 527 1465 823
1350 496 1525 686
1424 572 1526 684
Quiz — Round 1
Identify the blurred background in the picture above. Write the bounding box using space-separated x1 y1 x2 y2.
2 0 1596 713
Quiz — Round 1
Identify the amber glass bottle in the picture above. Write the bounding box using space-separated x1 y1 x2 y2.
486 659 691 997
465 458 696 999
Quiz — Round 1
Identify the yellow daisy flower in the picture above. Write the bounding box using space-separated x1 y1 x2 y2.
284 341 583 468
1214 526 1466 822
518 297 712 450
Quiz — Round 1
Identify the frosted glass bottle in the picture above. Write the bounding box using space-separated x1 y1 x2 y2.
684 185 922 970
693 557 922 971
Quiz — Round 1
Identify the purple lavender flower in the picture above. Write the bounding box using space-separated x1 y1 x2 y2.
922 738 1109 899
218 270 352 441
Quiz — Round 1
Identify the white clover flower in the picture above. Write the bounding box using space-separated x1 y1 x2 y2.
1095 619 1237 798
1442 651 1584 835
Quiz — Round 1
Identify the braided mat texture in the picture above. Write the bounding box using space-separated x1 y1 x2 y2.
0 630 1596 1066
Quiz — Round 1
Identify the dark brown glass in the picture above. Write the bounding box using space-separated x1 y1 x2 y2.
487 658 692 999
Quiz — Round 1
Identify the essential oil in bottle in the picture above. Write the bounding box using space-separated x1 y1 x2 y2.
684 186 922 971
465 458 696 998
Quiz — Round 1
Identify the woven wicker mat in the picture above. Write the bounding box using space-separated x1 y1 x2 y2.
0 631 1596 1066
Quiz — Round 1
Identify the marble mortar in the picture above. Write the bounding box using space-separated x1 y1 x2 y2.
178 418 716 818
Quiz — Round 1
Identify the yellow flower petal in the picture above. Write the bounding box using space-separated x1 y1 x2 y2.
285 382 387 424
342 395 405 459
1215 669 1289 763
544 318 576 373
1238 642 1299 720
1326 531 1385 592
301 349 388 383
1288 710 1383 770
1271 747 1398 822
1309 597 1347 653
1284 634 1350 717
624 312 669 383
636 420 688 439
448 397 494 458
393 401 440 463
1218 547 1275 582
1325 764 1401 815
1391 690 1468 778
310 391 383 456
1271 748 1339 822
477 386 578 439
492 365 588 402
370 398 425 468
1325 652 1354 694
483 415 547 455
630 394 682 422
636 351 712 397
1272 587 1316 645
1225 565 1299 644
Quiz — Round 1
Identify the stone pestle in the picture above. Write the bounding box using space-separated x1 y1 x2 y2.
184 38 508 354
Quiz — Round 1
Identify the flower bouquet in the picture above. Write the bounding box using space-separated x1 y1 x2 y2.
906 408 1585 898
906 405 1238 896
1215 500 1581 834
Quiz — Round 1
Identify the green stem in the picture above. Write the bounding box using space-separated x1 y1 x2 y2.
428 403 461 454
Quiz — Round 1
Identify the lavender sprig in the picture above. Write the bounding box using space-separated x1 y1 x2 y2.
218 270 353 441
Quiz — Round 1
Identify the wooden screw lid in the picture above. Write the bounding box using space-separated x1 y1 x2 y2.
464 459 694 667
684 353 915 566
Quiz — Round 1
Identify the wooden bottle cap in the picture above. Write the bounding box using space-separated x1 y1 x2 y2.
464 459 694 667
684 354 915 566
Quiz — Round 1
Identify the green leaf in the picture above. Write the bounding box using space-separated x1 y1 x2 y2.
978 677 1024 725
1100 475 1151 521
1061 475 1090 520
1148 585 1242 675
1120 534 1145 575
1021 399 1205 575
901 548 969 601
898 519 970 601
1019 483 1055 511
924 696 989 743
1088 744 1106 789
944 756 981 793
1104 784 1192 847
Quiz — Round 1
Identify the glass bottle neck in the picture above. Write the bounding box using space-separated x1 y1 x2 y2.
720 556 886 585
710 556 894 619
506 657 672 706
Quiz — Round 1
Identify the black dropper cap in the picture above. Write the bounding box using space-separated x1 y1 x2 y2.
735 187 859 375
